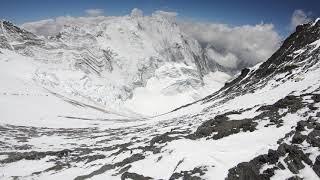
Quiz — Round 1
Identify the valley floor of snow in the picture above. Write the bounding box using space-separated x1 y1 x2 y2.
0 48 320 180
124 69 231 116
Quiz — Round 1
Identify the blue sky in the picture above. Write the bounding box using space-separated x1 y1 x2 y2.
1 0 319 35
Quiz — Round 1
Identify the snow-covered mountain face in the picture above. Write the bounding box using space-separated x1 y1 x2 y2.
1 12 320 180
0 11 233 116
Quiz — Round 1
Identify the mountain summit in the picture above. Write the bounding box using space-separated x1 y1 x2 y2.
1 11 234 116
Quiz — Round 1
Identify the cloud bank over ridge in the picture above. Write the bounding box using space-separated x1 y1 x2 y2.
21 8 282 71
289 9 312 31
181 22 281 69
85 9 104 17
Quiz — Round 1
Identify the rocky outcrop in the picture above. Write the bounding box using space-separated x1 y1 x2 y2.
226 93 320 179
170 166 208 180
0 20 44 50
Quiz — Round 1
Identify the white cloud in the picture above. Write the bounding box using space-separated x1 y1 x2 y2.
180 22 281 69
206 48 238 68
22 18 57 36
152 10 178 18
131 8 143 17
22 16 106 37
152 10 178 21
85 9 104 17
290 9 311 31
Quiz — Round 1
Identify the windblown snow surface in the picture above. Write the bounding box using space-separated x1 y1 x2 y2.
1 14 320 180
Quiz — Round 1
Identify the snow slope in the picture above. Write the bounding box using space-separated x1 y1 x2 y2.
0 49 133 128
124 63 231 116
